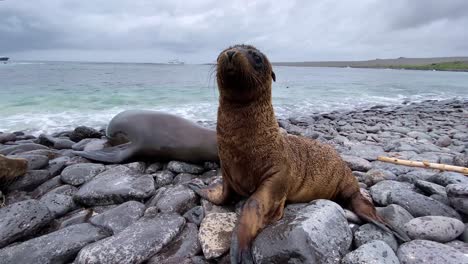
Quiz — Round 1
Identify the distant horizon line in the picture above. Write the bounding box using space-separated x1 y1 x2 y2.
3 55 468 65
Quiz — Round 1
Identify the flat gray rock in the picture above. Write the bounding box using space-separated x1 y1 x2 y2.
354 223 398 252
341 240 400 264
167 161 204 174
341 155 372 172
0 199 53 248
362 169 396 186
74 165 155 206
415 180 447 196
153 170 175 188
146 184 198 215
183 206 205 226
0 223 108 264
371 181 460 219
430 172 468 186
31 176 63 198
252 200 352 264
0 143 49 155
446 184 468 215
75 211 185 264
61 163 106 186
39 192 77 218
344 143 385 161
90 201 145 234
147 223 201 264
10 154 49 170
54 138 75 149
6 170 50 192
403 216 465 243
397 240 468 264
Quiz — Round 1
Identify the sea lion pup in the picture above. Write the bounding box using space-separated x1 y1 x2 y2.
189 44 409 263
74 110 218 163
0 154 28 186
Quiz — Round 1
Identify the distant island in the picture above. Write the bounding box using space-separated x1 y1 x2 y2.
273 56 468 72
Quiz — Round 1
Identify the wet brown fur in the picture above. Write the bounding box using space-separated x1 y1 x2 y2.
190 44 403 263
0 154 28 186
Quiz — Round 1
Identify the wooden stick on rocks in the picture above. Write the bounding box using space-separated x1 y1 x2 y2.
377 156 468 175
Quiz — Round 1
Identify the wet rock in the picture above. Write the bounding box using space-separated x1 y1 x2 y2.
446 184 468 214
53 138 75 149
40 192 77 218
82 139 108 151
0 143 48 155
436 135 452 147
69 126 102 142
167 161 204 174
147 223 201 264
146 185 198 214
0 223 108 264
47 158 67 177
6 170 50 192
344 143 385 161
199 212 237 260
403 216 464 243
54 209 93 230
74 165 155 206
415 180 447 196
72 138 95 151
252 200 352 264
75 212 185 264
153 170 175 188
90 201 145 234
204 161 219 170
369 180 415 205
429 172 468 186
10 154 49 170
48 184 78 196
362 169 396 186
0 133 16 144
341 240 399 264
341 155 372 172
31 176 63 198
183 206 205 226
454 154 468 167
146 162 163 174
376 204 414 230
0 199 53 248
124 161 146 173
354 223 398 252
370 181 460 219
398 170 436 183
60 163 106 186
397 239 468 264
173 173 197 185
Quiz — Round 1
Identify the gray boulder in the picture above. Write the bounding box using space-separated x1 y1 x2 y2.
397 240 468 264
252 200 352 264
146 184 198 215
75 211 185 264
354 224 398 252
167 161 204 174
341 240 400 264
90 201 146 234
74 165 155 206
60 163 105 186
403 216 465 243
0 200 53 248
446 184 468 215
0 223 108 264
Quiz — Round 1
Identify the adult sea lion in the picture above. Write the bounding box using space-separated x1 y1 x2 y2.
74 110 218 163
0 154 28 185
189 44 409 263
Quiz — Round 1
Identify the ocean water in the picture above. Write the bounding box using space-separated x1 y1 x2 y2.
1 61 467 135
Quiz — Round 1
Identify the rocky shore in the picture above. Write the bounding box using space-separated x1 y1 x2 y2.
0 98 467 264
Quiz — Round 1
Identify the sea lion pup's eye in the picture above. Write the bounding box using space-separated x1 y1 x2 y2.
252 53 262 64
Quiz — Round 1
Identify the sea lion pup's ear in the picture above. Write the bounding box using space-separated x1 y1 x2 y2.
271 71 276 82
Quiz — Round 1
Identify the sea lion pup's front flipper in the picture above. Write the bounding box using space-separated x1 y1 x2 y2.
349 192 411 242
72 143 136 164
187 177 234 205
230 172 288 264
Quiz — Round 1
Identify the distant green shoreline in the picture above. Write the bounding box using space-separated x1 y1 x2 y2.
273 57 468 72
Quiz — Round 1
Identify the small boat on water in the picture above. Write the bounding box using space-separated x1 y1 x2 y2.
167 59 184 65
0 57 9 63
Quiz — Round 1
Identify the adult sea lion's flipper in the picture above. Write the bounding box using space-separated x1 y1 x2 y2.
73 143 136 164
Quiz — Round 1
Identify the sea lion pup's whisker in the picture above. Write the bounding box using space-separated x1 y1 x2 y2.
188 44 406 263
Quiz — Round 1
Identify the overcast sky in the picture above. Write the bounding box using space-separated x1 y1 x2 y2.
1 0 468 63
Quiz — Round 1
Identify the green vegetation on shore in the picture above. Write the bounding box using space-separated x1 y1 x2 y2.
371 61 468 72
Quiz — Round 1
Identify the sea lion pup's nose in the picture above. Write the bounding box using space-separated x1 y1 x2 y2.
226 50 236 61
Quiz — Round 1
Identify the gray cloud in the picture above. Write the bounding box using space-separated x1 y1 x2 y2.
1 0 467 63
